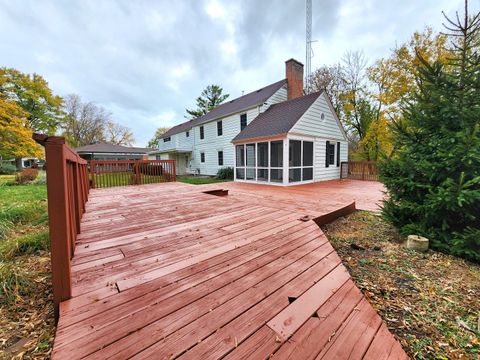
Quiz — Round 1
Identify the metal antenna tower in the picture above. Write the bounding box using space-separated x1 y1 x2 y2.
305 0 312 93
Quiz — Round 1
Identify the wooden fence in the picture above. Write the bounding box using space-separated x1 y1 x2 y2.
33 134 90 320
340 161 379 181
90 159 176 188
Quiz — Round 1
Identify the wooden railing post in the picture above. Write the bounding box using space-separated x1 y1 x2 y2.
33 133 90 322
90 160 96 189
135 162 140 185
38 136 72 320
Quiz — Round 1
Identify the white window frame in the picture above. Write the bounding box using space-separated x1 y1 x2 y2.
234 139 285 185
288 139 314 183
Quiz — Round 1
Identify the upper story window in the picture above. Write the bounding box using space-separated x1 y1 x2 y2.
240 114 247 131
186 131 189 137
217 120 223 136
200 126 204 139
163 137 171 142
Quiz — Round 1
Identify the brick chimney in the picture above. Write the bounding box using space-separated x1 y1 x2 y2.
285 58 304 100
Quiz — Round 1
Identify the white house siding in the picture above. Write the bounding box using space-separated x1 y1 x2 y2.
260 85 288 112
289 92 348 182
290 93 346 140
313 139 348 181
152 85 288 176
155 131 193 153
190 107 260 175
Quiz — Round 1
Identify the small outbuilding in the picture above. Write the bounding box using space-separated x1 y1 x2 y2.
76 143 155 161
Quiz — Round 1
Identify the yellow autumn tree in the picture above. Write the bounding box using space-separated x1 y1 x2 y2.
359 27 451 159
0 96 42 159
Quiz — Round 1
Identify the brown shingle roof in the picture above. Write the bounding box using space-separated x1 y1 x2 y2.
160 79 287 138
76 143 154 154
232 91 322 142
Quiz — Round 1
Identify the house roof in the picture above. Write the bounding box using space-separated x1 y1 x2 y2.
160 79 287 139
232 91 322 142
76 143 155 154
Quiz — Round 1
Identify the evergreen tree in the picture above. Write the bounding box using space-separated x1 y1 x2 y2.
185 85 229 119
380 1 480 262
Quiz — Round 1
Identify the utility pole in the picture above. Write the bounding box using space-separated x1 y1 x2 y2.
305 0 312 93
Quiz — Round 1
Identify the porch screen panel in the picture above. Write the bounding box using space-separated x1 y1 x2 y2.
257 142 268 182
235 145 245 180
289 140 302 183
303 141 314 181
246 144 255 180
270 140 283 183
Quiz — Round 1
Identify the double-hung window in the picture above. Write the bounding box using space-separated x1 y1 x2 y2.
218 151 223 166
217 121 223 136
200 152 205 163
200 126 204 140
325 141 335 167
240 114 247 131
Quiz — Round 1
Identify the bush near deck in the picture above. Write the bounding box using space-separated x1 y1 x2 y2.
0 174 54 359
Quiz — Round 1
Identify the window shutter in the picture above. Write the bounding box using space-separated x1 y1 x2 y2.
336 142 340 167
325 141 330 168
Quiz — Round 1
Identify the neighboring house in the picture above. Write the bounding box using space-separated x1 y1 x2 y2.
76 143 154 161
152 59 348 185
3 157 45 169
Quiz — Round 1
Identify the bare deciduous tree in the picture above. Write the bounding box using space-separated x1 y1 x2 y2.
62 94 135 147
310 63 347 114
104 121 134 146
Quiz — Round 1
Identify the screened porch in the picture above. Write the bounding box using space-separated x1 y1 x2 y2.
234 138 314 185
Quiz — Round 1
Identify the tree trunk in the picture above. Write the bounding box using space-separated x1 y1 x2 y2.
15 157 23 171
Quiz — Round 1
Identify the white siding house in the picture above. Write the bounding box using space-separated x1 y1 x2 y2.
151 59 348 185
150 79 288 175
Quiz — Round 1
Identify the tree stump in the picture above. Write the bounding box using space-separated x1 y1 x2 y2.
407 235 429 252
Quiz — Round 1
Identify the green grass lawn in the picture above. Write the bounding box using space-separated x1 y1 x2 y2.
0 175 54 359
176 176 230 185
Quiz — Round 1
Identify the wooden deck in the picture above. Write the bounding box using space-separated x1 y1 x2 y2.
52 180 407 359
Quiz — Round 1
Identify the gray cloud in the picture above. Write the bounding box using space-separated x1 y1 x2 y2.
0 0 475 145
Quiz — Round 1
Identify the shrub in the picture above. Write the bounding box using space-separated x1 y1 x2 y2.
216 167 234 180
380 14 480 263
15 168 39 184
0 163 17 175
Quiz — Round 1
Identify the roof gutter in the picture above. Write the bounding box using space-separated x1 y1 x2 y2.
231 133 287 144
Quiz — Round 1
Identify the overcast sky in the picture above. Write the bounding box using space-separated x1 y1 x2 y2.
1 0 477 146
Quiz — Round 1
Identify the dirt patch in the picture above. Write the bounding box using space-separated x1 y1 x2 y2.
322 211 480 360
0 251 54 359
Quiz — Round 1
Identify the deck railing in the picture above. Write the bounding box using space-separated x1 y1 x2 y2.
90 159 176 188
33 134 90 319
340 161 379 181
